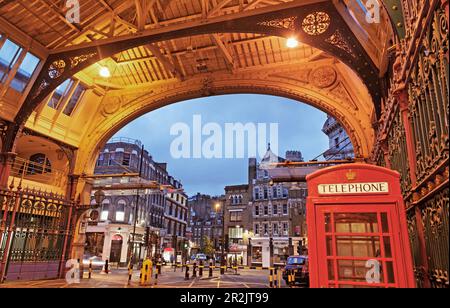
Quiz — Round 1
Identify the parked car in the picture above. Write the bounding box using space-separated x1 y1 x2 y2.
282 255 309 286
192 253 207 262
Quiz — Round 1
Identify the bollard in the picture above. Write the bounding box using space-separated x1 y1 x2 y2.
127 263 133 285
192 262 197 278
88 260 93 279
220 261 225 275
184 265 190 280
154 269 158 286
269 268 273 288
199 261 203 277
157 263 162 275
208 262 213 278
140 259 153 286
77 259 83 280
104 259 109 274
277 268 281 288
274 268 278 288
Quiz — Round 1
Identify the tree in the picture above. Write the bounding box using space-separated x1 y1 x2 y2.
203 236 215 257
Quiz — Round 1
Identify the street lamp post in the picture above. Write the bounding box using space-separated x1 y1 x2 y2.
215 202 226 272
128 145 145 266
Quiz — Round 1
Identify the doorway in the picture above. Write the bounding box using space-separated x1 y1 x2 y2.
110 234 123 263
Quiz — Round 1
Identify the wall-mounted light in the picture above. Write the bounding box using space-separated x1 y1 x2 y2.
286 37 299 48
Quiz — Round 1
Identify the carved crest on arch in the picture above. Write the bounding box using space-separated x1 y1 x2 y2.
309 66 337 88
257 16 298 31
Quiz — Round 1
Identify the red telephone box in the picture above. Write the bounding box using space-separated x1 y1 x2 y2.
306 163 415 288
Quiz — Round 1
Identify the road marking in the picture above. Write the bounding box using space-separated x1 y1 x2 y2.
188 279 196 288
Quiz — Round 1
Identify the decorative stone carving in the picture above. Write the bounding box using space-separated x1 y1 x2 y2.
310 66 337 88
101 96 122 116
325 30 356 58
269 68 311 84
330 82 358 110
302 12 331 36
257 16 298 31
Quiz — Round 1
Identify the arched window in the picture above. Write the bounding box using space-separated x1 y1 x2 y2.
27 153 51 175
254 187 260 200
116 199 126 221
100 199 110 221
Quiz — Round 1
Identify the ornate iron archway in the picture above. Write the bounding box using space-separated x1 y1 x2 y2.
2 0 382 153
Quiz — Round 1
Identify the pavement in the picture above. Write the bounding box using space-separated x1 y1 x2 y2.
0 266 299 289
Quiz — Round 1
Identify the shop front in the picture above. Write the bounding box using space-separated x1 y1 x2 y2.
250 237 305 268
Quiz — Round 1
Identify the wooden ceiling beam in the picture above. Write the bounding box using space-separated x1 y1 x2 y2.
35 0 83 33
52 0 329 53
210 34 235 71
134 0 181 79
145 44 183 79
207 0 233 18
243 0 266 11
201 0 209 19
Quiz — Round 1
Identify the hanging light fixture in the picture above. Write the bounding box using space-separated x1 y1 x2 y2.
99 66 111 78
286 37 299 48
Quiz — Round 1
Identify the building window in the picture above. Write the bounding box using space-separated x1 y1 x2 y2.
116 200 126 221
254 187 259 200
229 226 243 239
122 153 131 166
282 222 288 235
254 223 260 235
63 83 86 116
283 204 288 215
273 204 278 215
108 153 115 166
263 223 269 236
335 137 340 148
100 199 110 221
48 78 74 110
273 223 279 235
230 211 242 222
264 205 269 216
10 52 40 93
27 153 51 175
254 205 259 216
0 39 22 83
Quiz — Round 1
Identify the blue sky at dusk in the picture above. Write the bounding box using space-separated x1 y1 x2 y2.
113 94 329 196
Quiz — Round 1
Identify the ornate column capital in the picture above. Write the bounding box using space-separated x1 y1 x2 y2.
393 88 410 112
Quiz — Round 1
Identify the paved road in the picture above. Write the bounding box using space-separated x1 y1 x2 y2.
0 266 297 289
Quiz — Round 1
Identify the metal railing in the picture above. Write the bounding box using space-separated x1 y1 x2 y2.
9 156 68 190
108 137 142 147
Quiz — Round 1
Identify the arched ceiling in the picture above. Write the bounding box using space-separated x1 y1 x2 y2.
0 0 396 152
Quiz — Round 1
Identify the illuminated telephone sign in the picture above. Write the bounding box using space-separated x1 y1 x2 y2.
306 163 415 288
